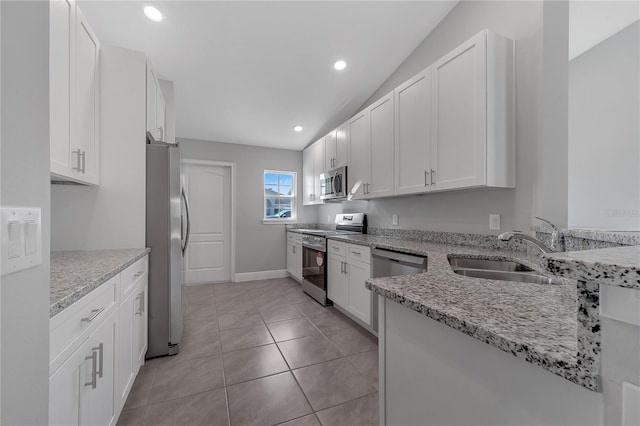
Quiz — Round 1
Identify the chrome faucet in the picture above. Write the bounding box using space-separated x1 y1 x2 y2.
498 217 564 253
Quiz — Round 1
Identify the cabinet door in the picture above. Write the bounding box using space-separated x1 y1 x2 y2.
146 63 158 140
74 6 100 184
346 260 372 325
116 288 136 411
324 130 337 170
431 31 486 191
156 79 166 141
395 69 432 195
294 244 303 280
302 146 315 205
80 310 117 426
50 340 84 426
348 110 371 199
312 139 325 202
327 254 348 307
369 92 395 198
286 242 296 276
335 121 349 168
134 279 148 367
50 0 76 177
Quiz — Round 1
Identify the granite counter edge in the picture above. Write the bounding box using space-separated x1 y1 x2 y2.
366 281 599 392
50 248 151 318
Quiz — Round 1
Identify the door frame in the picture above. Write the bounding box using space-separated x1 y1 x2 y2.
182 159 236 283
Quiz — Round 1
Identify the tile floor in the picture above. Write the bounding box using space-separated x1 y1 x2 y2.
117 277 379 426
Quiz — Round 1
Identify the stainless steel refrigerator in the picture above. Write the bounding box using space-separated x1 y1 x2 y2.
146 141 191 358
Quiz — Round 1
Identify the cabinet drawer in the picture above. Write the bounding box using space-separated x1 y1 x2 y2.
50 275 119 366
328 241 346 256
347 245 371 264
121 256 148 297
287 232 303 245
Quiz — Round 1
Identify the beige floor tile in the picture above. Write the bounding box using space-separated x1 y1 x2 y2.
325 327 378 356
123 367 157 410
293 358 377 411
142 388 229 426
347 350 379 389
227 372 312 426
220 324 274 352
148 354 225 404
277 414 322 426
267 317 320 342
277 335 343 369
259 304 304 323
218 309 264 330
222 344 288 385
316 393 379 426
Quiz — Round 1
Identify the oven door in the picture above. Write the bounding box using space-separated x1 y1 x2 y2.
302 245 329 305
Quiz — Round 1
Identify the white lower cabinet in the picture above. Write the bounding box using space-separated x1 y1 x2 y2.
286 232 303 281
327 243 372 327
50 309 117 426
50 255 149 426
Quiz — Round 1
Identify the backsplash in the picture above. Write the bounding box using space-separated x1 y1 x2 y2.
534 228 640 251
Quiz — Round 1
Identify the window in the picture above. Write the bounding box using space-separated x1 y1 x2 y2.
264 170 296 221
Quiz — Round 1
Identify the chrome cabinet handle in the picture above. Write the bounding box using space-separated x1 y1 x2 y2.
352 251 361 256
343 262 348 274
84 349 98 389
81 307 104 323
430 169 435 185
293 246 296 254
80 150 86 173
425 170 428 186
94 343 104 379
141 290 145 313
136 291 145 315
72 149 82 171
158 126 164 141
134 271 144 279
340 261 344 274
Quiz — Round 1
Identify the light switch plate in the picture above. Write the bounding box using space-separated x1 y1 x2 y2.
489 214 501 230
1 207 42 276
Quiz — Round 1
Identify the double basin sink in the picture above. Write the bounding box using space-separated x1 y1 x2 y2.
448 257 561 285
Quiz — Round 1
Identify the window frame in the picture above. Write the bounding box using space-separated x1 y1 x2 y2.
262 170 297 223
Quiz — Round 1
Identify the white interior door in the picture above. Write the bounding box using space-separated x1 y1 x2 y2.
183 163 231 284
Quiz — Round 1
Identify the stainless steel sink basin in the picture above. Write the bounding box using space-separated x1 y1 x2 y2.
448 257 533 272
452 268 562 285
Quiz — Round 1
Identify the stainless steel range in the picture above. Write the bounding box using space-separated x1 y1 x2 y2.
300 213 367 305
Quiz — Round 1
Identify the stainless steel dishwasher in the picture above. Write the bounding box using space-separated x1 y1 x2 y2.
370 248 428 332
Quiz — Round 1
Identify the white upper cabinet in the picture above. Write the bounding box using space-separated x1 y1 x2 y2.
394 69 432 195
325 122 349 171
431 30 514 191
302 29 514 203
348 109 371 199
312 138 325 203
302 138 325 205
368 91 394 198
74 7 100 184
302 146 315 205
146 61 166 142
50 1 100 185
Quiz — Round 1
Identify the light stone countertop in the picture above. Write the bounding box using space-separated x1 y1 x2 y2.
50 248 150 318
545 245 640 289
326 234 599 391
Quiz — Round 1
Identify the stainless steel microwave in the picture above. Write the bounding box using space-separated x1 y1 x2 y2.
320 166 347 201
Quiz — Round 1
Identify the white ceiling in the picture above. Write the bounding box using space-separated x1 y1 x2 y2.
78 1 458 150
569 0 640 61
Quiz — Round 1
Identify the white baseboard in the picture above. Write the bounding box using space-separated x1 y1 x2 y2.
233 269 289 282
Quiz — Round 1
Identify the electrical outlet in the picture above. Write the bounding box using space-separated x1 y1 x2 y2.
392 214 399 226
489 214 501 230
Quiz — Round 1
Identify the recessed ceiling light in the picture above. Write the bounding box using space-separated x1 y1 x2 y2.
293 125 304 132
334 60 347 71
144 6 164 22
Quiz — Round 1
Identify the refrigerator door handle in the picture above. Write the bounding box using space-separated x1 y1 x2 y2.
181 188 191 255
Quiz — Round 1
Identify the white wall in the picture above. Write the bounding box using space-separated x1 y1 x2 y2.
0 1 51 423
317 1 570 234
178 138 313 274
568 21 640 230
51 46 147 251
